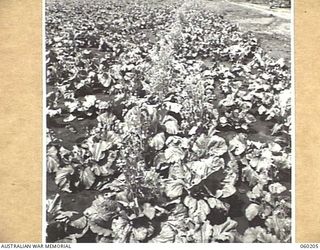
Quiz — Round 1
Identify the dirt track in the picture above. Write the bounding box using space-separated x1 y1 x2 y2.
204 0 291 61
225 0 291 20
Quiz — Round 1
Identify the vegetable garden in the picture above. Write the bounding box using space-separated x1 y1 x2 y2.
46 0 292 243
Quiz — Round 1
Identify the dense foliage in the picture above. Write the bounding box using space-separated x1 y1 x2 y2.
46 0 291 243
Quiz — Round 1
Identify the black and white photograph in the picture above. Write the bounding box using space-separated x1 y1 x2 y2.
45 0 292 243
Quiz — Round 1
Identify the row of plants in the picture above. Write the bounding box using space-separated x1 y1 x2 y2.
46 0 291 243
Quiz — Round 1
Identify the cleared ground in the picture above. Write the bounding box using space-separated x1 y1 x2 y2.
205 0 291 61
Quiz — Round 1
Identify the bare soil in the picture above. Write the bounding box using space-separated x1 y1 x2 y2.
204 0 291 62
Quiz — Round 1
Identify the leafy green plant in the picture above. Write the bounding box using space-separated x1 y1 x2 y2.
46 0 291 243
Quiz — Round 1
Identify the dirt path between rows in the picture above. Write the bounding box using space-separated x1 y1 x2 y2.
203 0 291 61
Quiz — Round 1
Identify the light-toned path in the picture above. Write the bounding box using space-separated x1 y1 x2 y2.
224 0 291 20
203 0 291 60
